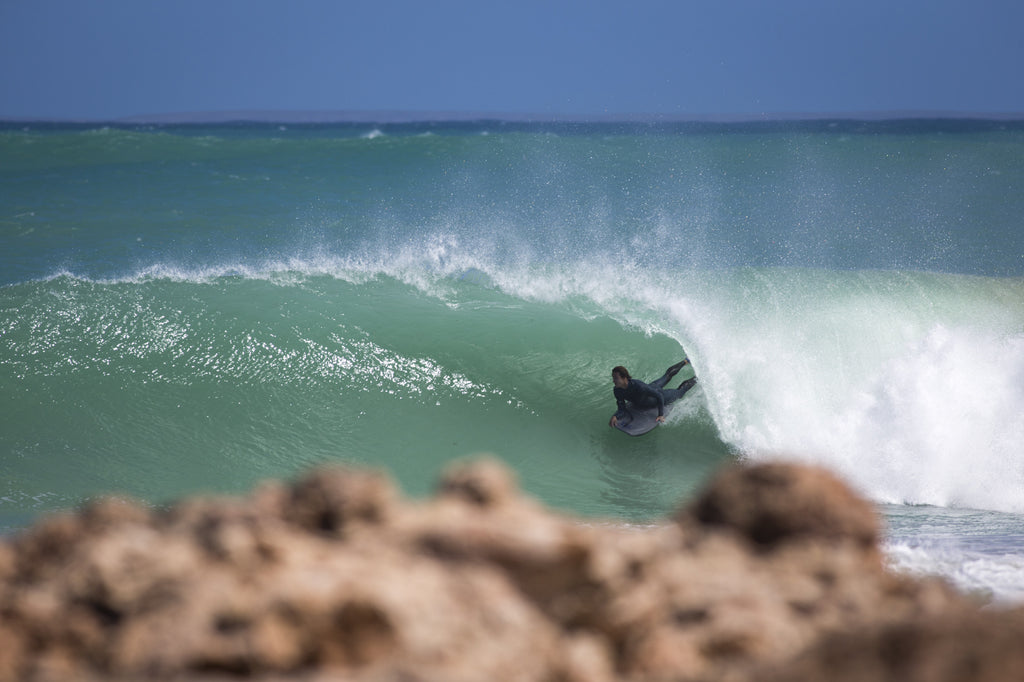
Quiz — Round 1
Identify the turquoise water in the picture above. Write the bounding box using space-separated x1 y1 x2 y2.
2 119 1023 599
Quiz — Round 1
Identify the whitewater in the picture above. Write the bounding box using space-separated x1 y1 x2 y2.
1 118 1023 602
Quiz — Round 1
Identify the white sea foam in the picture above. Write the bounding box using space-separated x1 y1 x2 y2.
886 538 1024 604
663 268 1024 513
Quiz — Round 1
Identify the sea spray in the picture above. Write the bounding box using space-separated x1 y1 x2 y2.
653 267 1024 512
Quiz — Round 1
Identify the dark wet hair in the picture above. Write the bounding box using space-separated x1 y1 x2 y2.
612 366 631 380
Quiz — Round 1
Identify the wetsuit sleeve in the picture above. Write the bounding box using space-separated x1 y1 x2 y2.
613 387 629 418
650 386 666 417
633 380 666 416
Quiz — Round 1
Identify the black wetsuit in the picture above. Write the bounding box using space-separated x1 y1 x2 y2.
614 379 668 419
613 362 695 421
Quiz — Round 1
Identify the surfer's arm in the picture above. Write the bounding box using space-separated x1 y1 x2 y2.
610 408 626 427
649 388 667 422
636 382 666 418
613 388 629 415
611 388 629 428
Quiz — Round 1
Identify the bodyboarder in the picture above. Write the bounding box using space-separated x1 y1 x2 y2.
609 359 697 428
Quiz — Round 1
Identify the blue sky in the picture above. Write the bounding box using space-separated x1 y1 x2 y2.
2 0 1022 120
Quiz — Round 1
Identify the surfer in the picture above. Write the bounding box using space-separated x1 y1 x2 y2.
609 360 696 428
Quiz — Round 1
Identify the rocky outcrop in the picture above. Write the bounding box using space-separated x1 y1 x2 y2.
0 457 1018 681
756 608 1024 682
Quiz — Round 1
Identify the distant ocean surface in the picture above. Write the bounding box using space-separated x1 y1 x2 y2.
2 118 1023 602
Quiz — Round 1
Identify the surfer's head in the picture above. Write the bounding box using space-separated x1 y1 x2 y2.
612 366 631 389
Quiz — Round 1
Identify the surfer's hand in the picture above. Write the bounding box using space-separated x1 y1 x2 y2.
609 416 618 428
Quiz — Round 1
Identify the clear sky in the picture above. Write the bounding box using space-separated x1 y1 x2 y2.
2 0 1022 120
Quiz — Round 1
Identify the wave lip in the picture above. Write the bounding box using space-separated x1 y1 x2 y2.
10 260 1024 517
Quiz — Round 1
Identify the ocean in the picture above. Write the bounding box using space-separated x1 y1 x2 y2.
2 118 1023 603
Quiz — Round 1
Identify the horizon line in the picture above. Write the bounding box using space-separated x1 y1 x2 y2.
4 108 1024 125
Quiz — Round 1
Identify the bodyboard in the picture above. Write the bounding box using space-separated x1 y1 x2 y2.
611 377 697 436
613 402 674 436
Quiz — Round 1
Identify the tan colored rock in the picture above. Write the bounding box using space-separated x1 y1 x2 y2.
0 457 1018 682
437 455 521 507
683 460 881 558
283 466 397 538
753 607 1024 682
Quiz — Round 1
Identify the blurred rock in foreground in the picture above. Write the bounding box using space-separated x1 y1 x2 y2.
1 458 1021 682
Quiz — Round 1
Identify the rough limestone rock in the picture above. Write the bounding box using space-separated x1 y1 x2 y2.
0 457 1019 682
684 460 880 557
756 608 1024 682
